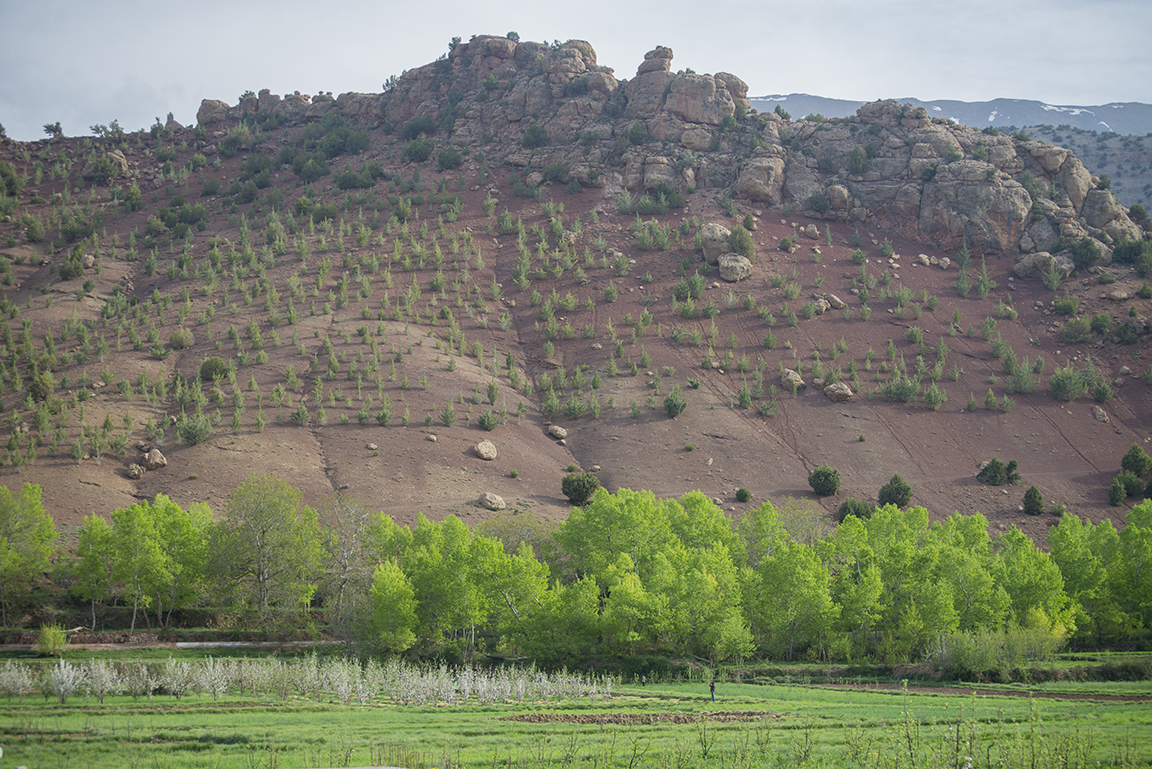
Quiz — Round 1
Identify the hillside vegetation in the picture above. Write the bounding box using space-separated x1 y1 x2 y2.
0 36 1152 648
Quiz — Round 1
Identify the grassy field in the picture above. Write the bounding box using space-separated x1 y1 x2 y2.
2 656 1149 769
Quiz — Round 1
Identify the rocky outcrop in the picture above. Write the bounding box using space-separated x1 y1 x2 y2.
192 38 1146 261
196 99 231 126
735 150 786 204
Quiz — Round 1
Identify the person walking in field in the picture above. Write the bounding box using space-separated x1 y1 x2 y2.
709 680 715 701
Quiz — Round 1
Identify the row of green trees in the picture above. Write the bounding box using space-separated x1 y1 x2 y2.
4 478 1151 664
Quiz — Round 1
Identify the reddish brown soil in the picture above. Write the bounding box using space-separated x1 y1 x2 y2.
1 131 1149 548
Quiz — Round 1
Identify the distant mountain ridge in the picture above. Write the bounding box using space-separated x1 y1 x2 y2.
750 94 1152 136
751 94 1152 209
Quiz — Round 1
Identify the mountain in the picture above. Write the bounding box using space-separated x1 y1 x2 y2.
753 95 1152 209
0 37 1150 544
750 94 1152 135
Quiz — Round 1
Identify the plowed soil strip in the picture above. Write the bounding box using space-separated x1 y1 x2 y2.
498 711 782 725
812 683 1150 702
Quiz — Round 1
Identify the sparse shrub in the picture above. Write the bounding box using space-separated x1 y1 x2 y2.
736 487 752 503
1118 470 1144 498
402 138 434 163
169 328 194 349
561 472 600 505
437 147 463 171
878 474 912 507
1049 364 1087 401
729 225 754 259
198 356 229 382
178 410 212 445
477 408 499 431
837 497 872 522
37 623 68 657
1121 443 1152 477
663 386 687 418
1108 476 1127 506
522 125 547 149
808 465 841 496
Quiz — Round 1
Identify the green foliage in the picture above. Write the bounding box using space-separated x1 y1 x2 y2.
36 623 68 657
1117 470 1144 498
399 114 437 140
628 123 648 145
1023 486 1044 516
729 225 754 259
808 465 841 496
198 357 229 382
837 497 872 522
1070 237 1102 271
1 484 58 626
847 145 868 175
977 457 1020 486
1055 294 1078 317
177 410 212 446
561 472 601 505
1108 476 1126 506
1049 363 1088 401
1121 444 1152 477
877 474 912 507
736 487 752 503
663 385 687 418
437 147 463 171
1058 317 1092 344
521 124 547 149
214 476 323 616
402 138 434 163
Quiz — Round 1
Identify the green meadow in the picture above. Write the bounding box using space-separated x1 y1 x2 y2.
2 653 1148 768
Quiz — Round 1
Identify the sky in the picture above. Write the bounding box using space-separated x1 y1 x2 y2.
2 0 1150 142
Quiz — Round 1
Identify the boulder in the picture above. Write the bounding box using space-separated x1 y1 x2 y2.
735 153 785 204
81 254 95 269
1013 251 1074 280
699 222 731 265
664 73 735 126
823 382 853 402
714 72 750 108
142 448 167 470
718 254 752 282
473 440 498 461
547 425 568 439
1092 405 1109 423
126 463 145 480
477 492 506 511
802 224 820 240
636 46 673 75
196 99 232 126
781 369 806 391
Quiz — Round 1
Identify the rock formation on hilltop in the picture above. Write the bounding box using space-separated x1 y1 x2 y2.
197 36 1149 260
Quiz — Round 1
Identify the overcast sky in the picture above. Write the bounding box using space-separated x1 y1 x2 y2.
2 0 1149 142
